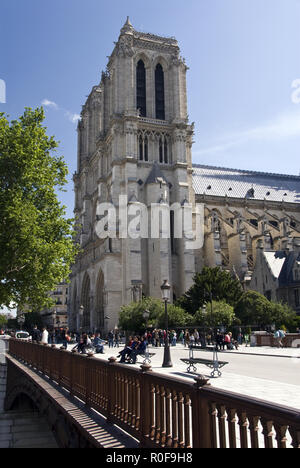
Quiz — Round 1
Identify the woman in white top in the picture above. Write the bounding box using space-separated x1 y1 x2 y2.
41 327 49 345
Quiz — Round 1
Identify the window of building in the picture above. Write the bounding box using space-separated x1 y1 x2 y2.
155 64 165 120
136 60 146 117
138 133 149 162
295 289 300 307
158 135 170 164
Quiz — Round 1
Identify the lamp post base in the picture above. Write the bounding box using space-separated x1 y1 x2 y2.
162 346 173 368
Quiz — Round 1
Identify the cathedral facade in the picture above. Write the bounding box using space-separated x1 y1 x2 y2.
68 19 300 332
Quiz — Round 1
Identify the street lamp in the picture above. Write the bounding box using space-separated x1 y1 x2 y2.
79 305 84 334
143 309 151 363
161 280 173 368
18 314 25 331
104 315 110 336
203 286 222 377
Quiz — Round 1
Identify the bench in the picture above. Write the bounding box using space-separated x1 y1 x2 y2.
181 346 228 377
127 352 156 365
181 357 228 377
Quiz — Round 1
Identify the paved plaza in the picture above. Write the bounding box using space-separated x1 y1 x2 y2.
63 342 300 410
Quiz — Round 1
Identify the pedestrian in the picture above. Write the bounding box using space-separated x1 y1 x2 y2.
32 325 41 343
244 333 250 347
184 330 190 348
114 331 120 348
224 332 232 350
60 328 68 349
274 329 285 348
119 336 139 363
190 332 195 348
171 330 177 346
179 330 184 345
41 327 49 345
108 330 114 348
93 332 105 354
216 330 223 351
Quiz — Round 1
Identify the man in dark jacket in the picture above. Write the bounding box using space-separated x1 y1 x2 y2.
130 337 147 364
32 326 41 343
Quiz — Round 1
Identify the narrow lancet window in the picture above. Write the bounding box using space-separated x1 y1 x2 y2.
155 64 165 120
137 60 146 117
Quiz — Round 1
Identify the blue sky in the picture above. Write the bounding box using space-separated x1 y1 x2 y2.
1 0 300 221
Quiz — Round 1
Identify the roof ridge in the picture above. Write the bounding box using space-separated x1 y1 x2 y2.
192 164 300 180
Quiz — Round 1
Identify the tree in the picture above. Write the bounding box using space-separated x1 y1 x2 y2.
235 291 300 330
177 267 243 315
269 301 299 331
156 304 193 329
118 297 192 333
194 301 237 328
235 291 272 326
0 108 79 311
0 314 8 329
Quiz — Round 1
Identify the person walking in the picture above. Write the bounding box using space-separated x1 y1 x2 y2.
114 331 120 348
41 327 49 345
274 329 285 348
32 325 41 343
224 332 232 350
108 330 114 348
184 330 190 348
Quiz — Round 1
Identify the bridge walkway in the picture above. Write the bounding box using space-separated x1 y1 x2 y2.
5 355 138 449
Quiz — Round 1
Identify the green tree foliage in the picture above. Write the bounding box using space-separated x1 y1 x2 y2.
269 301 299 331
118 297 192 333
194 301 237 328
0 108 79 310
156 304 194 329
235 290 298 329
0 314 8 328
235 290 272 326
177 267 243 315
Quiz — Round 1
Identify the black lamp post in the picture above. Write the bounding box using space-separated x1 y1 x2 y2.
161 280 173 368
79 305 84 334
203 286 222 377
18 314 25 331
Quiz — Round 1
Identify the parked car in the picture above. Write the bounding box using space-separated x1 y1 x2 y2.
15 331 31 341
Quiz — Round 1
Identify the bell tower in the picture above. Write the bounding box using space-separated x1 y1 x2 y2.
70 19 196 332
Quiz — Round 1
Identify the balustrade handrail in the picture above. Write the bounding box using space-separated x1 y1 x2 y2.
8 339 300 449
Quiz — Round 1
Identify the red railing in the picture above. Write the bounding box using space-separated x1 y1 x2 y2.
8 340 300 449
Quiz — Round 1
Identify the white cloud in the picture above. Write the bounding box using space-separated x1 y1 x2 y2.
41 98 80 124
41 98 58 109
65 111 81 123
195 108 300 156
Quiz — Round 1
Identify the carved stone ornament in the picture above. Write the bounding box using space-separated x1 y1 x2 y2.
116 36 134 58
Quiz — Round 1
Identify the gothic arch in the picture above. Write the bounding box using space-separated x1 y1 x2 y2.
136 59 147 117
71 282 78 331
155 63 165 120
152 55 169 71
95 269 105 331
81 273 91 330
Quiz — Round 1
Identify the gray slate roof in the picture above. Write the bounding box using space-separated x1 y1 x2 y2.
145 162 168 185
263 250 300 286
192 165 300 204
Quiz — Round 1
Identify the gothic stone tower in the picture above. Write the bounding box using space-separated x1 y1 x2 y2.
69 19 195 333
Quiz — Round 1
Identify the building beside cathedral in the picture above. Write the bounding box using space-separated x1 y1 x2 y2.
69 18 300 333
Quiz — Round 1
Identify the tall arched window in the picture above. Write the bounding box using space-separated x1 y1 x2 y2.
138 134 149 162
136 60 146 117
81 274 91 329
155 64 165 120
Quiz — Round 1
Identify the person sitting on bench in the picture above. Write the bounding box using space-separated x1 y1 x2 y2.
93 332 105 354
119 336 139 363
130 337 147 364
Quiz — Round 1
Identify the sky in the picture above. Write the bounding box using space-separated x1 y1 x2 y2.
1 0 300 224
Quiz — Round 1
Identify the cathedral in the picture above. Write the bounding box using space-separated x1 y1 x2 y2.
69 19 300 333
